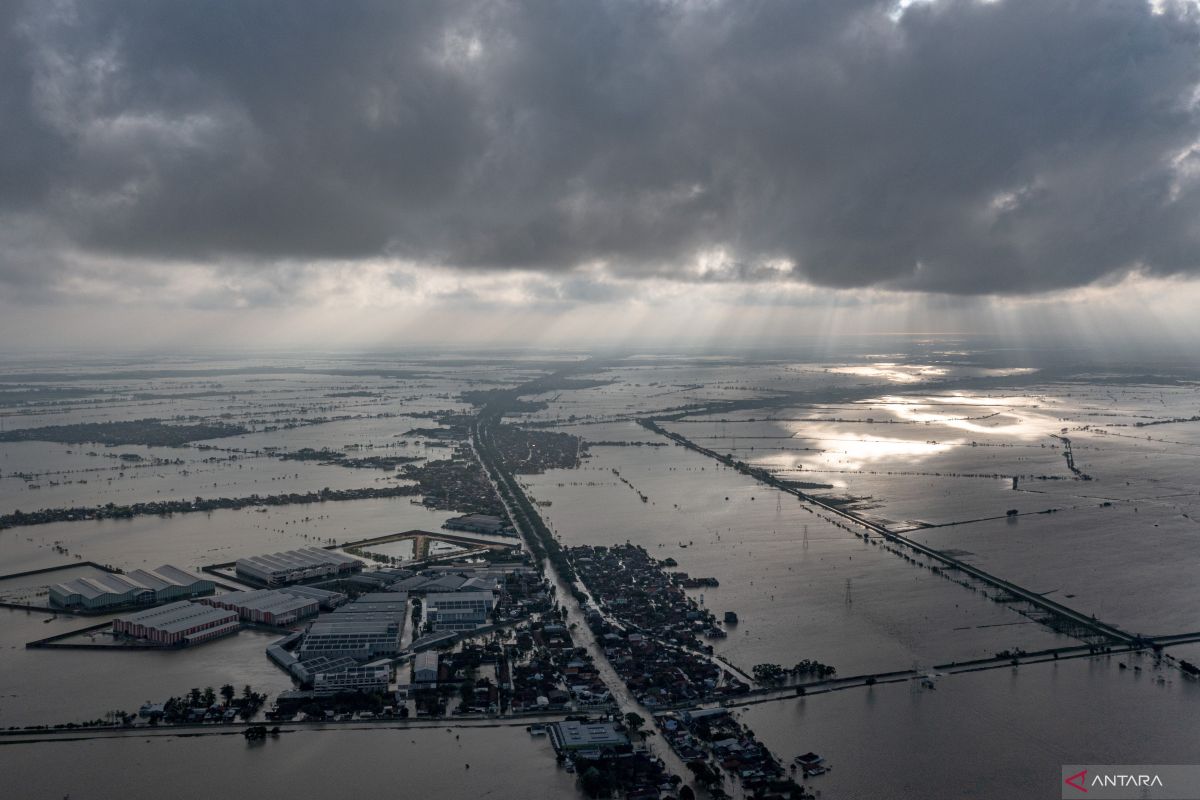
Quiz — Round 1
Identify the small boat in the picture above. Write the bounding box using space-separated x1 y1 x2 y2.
527 724 547 735
724 611 739 625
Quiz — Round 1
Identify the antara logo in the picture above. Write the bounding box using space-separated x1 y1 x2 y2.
1091 774 1164 788
1064 770 1088 793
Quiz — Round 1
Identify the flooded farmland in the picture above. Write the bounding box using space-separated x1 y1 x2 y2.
2 348 1199 799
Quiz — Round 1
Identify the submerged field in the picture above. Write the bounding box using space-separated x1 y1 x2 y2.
1 347 1198 797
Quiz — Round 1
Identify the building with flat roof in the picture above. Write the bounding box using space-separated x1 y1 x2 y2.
199 589 319 626
389 573 499 593
49 565 214 611
425 591 495 631
113 600 239 646
550 721 631 752
235 547 362 587
297 592 408 661
299 621 403 661
311 658 392 692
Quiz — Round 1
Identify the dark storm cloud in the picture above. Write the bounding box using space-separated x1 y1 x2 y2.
4 0 1200 296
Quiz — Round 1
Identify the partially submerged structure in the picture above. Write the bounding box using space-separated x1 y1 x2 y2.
50 565 214 611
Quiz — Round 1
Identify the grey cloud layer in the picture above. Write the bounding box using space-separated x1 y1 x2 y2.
4 0 1200 296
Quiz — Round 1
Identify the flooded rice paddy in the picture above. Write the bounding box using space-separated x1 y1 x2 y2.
2 348 1199 798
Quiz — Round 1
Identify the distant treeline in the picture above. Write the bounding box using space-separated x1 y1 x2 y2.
0 419 247 447
277 447 421 469
1133 415 1200 428
0 485 421 530
586 440 668 447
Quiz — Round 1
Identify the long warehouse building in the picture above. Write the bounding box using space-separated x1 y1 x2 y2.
235 547 362 587
199 589 320 626
113 601 239 646
50 565 215 611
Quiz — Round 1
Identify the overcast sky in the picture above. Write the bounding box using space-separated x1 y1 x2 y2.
3 0 1200 351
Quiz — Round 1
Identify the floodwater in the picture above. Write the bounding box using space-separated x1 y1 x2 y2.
2 350 1200 798
2 655 1195 800
522 436 1069 675
0 607 293 728
743 652 1200 800
0 726 577 800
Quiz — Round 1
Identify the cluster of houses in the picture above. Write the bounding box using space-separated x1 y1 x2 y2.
569 544 726 650
509 621 611 712
547 719 683 800
569 544 748 707
404 448 510 517
406 614 611 717
486 424 587 473
414 642 504 714
657 708 800 798
596 624 745 708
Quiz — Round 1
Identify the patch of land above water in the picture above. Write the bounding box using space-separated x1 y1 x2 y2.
0 419 248 447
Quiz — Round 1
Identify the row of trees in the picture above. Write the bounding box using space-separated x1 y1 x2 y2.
158 684 267 723
752 660 837 685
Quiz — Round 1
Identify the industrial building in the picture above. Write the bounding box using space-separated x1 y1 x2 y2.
49 564 214 611
425 591 495 631
310 657 392 692
269 639 394 692
269 584 347 610
298 620 403 661
344 591 410 611
389 572 499 593
199 589 320 626
112 601 239 646
297 592 408 661
234 547 362 587
549 720 631 753
412 651 439 684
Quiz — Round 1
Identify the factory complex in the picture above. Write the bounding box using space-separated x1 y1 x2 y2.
49 564 214 611
112 601 239 646
234 547 362 586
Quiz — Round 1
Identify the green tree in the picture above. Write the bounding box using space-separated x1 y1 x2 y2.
188 687 202 707
624 712 645 735
220 684 235 704
579 766 605 798
201 687 216 707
